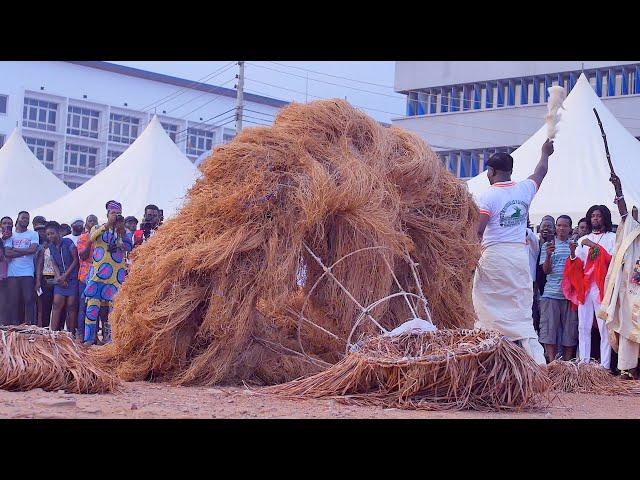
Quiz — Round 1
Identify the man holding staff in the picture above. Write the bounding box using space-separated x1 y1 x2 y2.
473 139 554 365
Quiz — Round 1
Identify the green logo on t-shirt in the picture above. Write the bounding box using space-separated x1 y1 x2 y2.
499 200 529 227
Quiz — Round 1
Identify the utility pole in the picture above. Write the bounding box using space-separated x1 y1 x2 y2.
235 61 245 133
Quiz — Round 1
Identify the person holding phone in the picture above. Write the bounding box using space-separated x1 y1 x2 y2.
538 215 578 361
133 204 161 247
82 200 133 345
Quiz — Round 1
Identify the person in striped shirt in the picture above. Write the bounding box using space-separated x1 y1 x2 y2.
538 215 578 361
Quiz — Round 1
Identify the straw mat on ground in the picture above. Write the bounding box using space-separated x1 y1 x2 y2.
547 360 640 395
0 325 119 394
263 329 551 411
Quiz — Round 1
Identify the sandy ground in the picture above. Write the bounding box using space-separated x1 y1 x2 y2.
0 382 639 419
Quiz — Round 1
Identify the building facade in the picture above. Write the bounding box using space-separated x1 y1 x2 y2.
393 61 640 179
0 61 287 189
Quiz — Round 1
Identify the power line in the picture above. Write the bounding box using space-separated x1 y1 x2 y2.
263 61 395 89
138 61 235 112
246 62 401 99
243 108 275 118
174 114 236 144
90 67 238 140
243 83 402 117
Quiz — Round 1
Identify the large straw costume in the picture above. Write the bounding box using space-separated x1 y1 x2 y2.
94 100 481 386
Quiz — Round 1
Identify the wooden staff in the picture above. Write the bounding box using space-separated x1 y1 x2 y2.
593 107 617 177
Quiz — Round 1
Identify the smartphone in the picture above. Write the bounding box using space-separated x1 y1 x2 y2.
36 287 43 297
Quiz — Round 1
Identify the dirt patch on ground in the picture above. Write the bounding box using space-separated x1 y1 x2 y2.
0 382 638 419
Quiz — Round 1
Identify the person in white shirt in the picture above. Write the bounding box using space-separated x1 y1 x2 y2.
565 204 616 369
473 139 554 365
64 218 84 247
3 211 40 325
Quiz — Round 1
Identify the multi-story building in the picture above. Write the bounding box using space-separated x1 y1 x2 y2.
0 61 287 189
393 61 640 179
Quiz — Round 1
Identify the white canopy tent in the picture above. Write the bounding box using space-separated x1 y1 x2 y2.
467 74 640 225
0 128 70 219
34 116 200 224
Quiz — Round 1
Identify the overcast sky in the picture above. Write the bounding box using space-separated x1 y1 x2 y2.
111 61 405 123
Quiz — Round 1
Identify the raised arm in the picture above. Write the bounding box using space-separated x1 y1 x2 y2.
528 139 555 189
609 173 628 220
90 224 108 242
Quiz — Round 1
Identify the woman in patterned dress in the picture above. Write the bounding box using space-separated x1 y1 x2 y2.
83 201 132 345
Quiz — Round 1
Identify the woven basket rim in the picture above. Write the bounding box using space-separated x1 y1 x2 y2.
357 328 503 366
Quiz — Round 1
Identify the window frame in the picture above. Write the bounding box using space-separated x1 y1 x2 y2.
22 97 58 131
64 143 98 175
66 105 100 139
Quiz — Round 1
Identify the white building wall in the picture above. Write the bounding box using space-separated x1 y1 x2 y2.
392 61 640 178
0 61 283 187
394 61 639 92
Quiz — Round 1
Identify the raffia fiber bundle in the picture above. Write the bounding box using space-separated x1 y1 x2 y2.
0 325 119 394
262 329 551 411
94 99 480 386
547 360 640 395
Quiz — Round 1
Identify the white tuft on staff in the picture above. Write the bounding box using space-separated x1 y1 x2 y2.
545 86 567 139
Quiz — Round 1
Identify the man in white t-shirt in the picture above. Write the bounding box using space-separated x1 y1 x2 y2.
3 211 40 325
472 140 554 365
64 218 85 247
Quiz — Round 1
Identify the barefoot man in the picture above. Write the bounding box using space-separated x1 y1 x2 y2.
473 140 555 365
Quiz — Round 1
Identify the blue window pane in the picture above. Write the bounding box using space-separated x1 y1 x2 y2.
471 152 479 177
497 81 504 108
417 92 426 115
635 66 640 94
608 69 616 96
520 78 528 105
450 87 458 112
544 75 551 102
473 84 481 109
508 80 515 106
440 89 448 113
459 153 467 178
568 72 576 92
595 70 602 97
532 77 540 104
485 83 493 108
621 69 629 95
429 92 437 114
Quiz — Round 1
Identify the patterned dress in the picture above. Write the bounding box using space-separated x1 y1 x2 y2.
83 224 133 342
